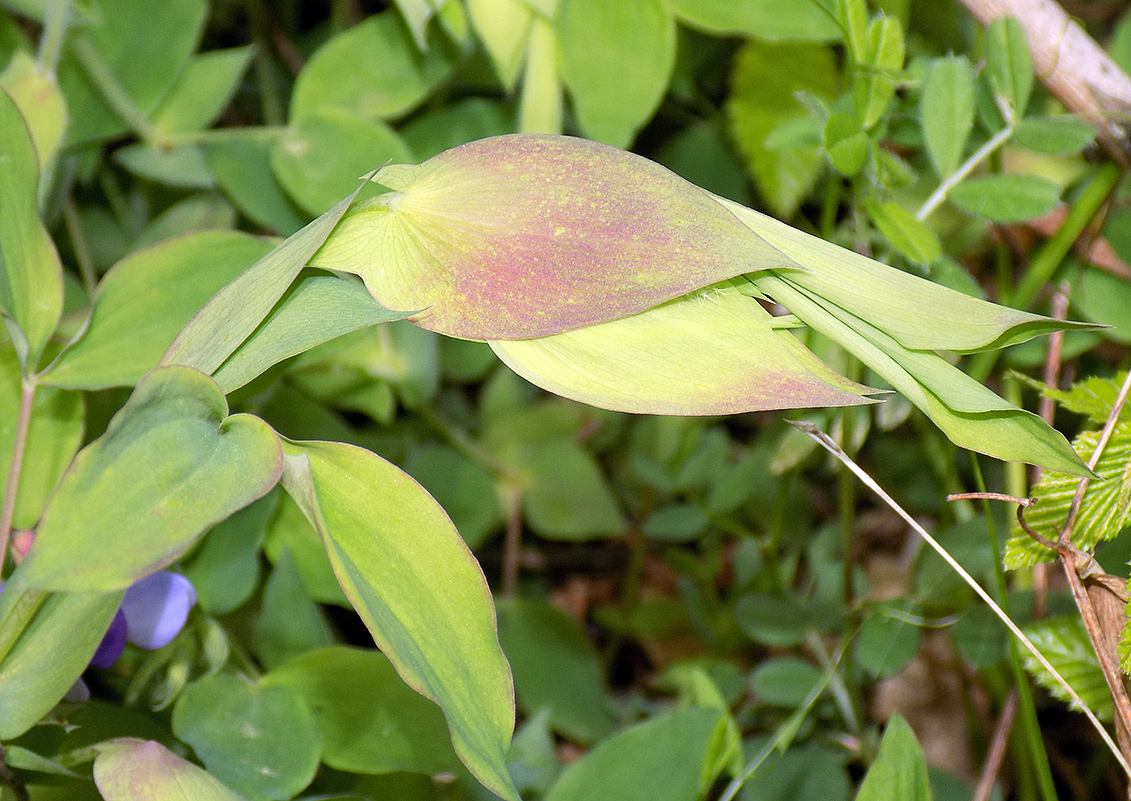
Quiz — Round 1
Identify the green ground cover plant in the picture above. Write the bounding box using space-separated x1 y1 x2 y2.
3 0 1131 799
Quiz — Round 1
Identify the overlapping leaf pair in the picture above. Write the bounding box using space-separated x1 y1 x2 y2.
312 133 1089 475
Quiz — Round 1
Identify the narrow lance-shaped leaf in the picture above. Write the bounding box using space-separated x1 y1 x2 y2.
279 441 519 801
162 178 368 376
491 285 878 415
0 87 63 370
311 133 801 339
716 195 1089 352
19 366 283 593
755 273 1089 475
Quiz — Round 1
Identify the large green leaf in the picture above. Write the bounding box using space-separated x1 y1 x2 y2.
151 47 254 136
93 739 247 801
0 347 83 529
557 0 676 148
0 586 123 739
172 673 321 800
261 646 460 775
290 11 454 121
311 134 798 339
490 285 877 414
949 173 1062 223
0 88 63 370
44 232 273 389
212 272 410 393
496 597 615 744
543 708 724 801
57 0 208 144
19 367 283 592
279 440 519 801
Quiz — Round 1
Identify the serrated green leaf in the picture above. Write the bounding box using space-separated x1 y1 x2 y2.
985 16 1033 118
920 55 975 177
1022 616 1112 720
1005 422 1131 566
865 199 942 264
19 366 283 592
312 134 797 339
855 714 930 801
93 739 247 801
727 41 838 218
950 173 1062 223
1011 371 1130 426
558 0 675 148
280 441 518 800
490 286 877 416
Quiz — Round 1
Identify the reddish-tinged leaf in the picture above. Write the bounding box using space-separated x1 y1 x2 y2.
94 739 246 801
490 286 878 414
312 134 798 339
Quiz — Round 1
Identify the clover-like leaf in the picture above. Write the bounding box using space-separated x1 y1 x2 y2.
312 134 799 339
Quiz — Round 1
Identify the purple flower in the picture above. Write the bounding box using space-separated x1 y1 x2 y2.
120 572 197 650
91 571 197 667
90 609 128 668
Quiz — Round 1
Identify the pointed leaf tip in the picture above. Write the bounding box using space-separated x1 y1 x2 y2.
312 134 799 339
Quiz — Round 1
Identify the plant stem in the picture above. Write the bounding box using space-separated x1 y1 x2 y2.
69 32 164 146
0 379 35 578
62 194 97 297
916 123 1016 221
972 457 1059 801
36 0 71 78
794 420 1131 779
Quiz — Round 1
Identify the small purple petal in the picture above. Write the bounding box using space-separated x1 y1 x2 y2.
120 572 197 650
65 677 91 703
90 609 128 668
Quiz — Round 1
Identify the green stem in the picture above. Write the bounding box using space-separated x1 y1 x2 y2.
0 379 35 579
62 194 97 296
969 162 1123 383
972 456 1058 801
917 123 1016 221
36 0 71 78
70 32 164 146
